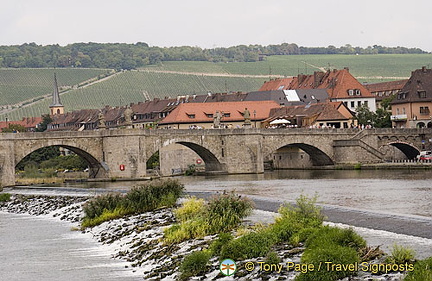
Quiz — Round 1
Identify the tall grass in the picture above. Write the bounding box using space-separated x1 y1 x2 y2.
164 192 254 243
81 179 183 228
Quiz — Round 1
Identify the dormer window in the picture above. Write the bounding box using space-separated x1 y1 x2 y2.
186 113 195 119
223 112 230 117
418 91 427 98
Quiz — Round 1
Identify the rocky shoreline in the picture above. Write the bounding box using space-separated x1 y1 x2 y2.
0 194 409 280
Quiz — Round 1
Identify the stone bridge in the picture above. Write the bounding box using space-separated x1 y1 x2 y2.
0 128 430 188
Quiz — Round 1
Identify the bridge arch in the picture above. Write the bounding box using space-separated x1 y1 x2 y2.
176 141 224 172
148 140 226 176
16 144 107 178
385 142 421 160
267 142 334 169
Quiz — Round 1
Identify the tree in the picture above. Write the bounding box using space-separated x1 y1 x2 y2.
355 104 375 126
355 103 392 128
2 123 26 133
37 114 52 132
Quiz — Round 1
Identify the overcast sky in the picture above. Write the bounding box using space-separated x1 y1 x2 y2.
1 0 432 51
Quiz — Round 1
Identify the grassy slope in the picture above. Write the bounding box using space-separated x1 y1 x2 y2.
2 54 432 120
0 68 111 106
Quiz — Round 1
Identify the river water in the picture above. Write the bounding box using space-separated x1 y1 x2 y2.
1 169 432 280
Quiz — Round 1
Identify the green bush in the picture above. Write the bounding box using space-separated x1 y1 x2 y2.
174 197 206 222
82 179 184 228
164 219 208 244
210 232 234 256
206 192 254 233
220 230 277 260
0 193 11 202
164 191 253 243
289 227 318 247
404 257 432 281
297 245 360 281
385 244 416 264
81 207 128 228
270 194 324 243
277 194 325 228
265 251 281 265
306 226 366 252
82 192 124 219
179 250 211 280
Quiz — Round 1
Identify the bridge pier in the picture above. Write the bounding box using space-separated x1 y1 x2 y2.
0 140 17 189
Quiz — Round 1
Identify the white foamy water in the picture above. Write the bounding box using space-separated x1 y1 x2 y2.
0 211 142 281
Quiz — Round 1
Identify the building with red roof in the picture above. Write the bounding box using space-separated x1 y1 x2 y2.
0 117 43 132
158 100 280 129
258 68 376 112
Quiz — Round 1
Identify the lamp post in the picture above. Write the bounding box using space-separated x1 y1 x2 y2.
253 110 256 128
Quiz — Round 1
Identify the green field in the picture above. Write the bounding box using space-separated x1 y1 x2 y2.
2 54 432 121
143 54 432 81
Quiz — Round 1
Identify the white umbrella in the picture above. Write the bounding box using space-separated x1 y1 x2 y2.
270 118 291 125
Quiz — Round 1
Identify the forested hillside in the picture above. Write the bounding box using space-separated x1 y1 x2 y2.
0 42 426 69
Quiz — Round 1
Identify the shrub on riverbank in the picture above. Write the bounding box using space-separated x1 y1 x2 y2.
164 192 253 243
295 226 366 281
0 193 11 202
404 257 432 281
81 179 184 228
385 244 416 264
179 250 211 281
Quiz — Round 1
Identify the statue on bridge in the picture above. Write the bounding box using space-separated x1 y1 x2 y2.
213 110 222 128
97 110 106 129
123 106 134 127
243 108 252 128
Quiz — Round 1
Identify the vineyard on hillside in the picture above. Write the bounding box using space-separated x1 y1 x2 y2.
142 54 432 82
1 71 265 121
0 68 112 107
2 53 432 121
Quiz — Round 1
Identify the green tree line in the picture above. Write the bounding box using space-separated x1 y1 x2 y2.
0 42 426 70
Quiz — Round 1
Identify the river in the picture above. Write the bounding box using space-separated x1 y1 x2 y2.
1 169 432 280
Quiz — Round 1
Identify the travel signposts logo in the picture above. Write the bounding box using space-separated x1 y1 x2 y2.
220 259 237 276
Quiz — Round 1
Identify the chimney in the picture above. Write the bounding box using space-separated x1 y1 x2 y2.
298 74 307 85
422 66 427 72
344 67 349 72
313 71 324 88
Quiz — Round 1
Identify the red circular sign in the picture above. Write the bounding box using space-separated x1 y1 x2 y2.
119 164 125 171
196 159 202 164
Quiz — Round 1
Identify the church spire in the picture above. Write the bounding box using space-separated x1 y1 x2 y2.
49 73 64 115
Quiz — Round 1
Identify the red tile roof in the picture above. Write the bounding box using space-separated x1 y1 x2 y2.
159 100 280 125
259 69 373 99
266 102 354 123
258 78 294 91
0 117 42 131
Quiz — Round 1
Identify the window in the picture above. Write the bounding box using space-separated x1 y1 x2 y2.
418 91 427 98
364 101 368 108
348 89 354 96
350 101 355 108
357 101 362 107
355 89 361 96
420 106 430 115
223 113 230 117
206 114 213 118
187 114 195 119
397 108 400 114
